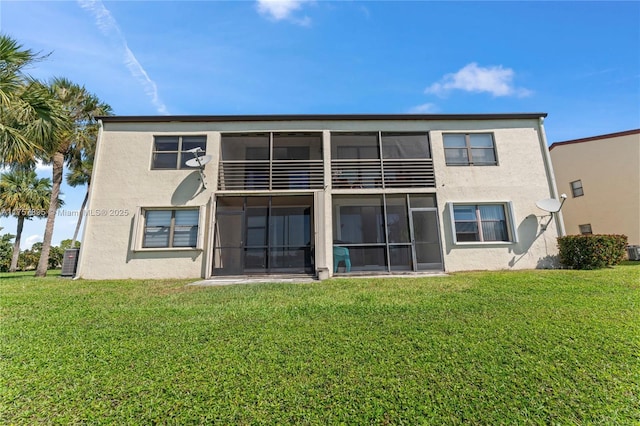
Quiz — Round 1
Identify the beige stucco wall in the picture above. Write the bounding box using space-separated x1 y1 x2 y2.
430 123 559 271
76 128 217 279
550 131 640 245
77 117 559 279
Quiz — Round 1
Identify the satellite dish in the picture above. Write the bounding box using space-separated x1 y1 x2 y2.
185 155 212 168
536 198 562 213
186 147 204 153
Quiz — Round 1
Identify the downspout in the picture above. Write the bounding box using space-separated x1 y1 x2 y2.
75 119 104 278
538 117 566 236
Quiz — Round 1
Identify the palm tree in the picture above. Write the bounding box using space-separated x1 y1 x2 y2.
65 102 111 248
35 78 110 277
66 157 91 248
0 35 66 165
0 169 53 272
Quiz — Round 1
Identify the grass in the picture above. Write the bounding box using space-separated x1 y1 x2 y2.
1 265 639 424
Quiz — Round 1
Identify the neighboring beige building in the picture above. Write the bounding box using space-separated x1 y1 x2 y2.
76 114 562 279
550 129 640 245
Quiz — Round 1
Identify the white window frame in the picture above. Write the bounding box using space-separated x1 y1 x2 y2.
132 206 205 251
447 201 518 245
151 135 207 170
442 132 498 166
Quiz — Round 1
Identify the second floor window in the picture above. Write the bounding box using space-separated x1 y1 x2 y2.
570 180 584 197
443 133 497 166
152 135 207 170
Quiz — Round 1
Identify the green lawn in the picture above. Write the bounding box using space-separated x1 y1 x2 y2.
1 265 639 424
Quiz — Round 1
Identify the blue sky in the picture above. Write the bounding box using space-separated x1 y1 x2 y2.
0 0 639 248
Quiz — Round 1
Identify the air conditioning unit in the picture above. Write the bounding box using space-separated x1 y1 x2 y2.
627 246 640 261
61 248 80 277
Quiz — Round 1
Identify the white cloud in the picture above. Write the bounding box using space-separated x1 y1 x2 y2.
77 0 169 114
425 63 532 98
35 160 52 173
25 234 43 248
256 0 312 25
408 103 438 114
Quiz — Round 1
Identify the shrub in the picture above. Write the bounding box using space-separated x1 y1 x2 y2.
557 234 628 269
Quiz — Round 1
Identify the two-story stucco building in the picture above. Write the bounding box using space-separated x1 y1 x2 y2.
76 113 562 279
550 129 640 245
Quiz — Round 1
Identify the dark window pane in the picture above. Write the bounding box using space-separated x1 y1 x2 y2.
245 248 267 271
386 199 410 243
221 134 269 161
270 207 310 247
273 133 322 160
269 248 310 270
182 136 207 152
389 245 412 271
153 153 178 169
456 231 480 242
382 133 430 159
346 246 387 271
214 213 243 247
332 133 379 159
246 208 268 246
409 194 437 208
481 220 508 242
154 136 179 151
213 248 243 275
217 197 244 212
333 195 385 244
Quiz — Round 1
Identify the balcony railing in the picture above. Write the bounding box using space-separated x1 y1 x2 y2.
218 158 435 190
218 160 324 190
331 159 435 189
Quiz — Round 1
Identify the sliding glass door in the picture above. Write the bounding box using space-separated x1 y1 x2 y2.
213 196 313 275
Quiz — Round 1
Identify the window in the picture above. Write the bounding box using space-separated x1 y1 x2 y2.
579 224 592 235
152 136 207 169
570 180 584 197
443 133 497 166
449 203 516 243
142 209 199 248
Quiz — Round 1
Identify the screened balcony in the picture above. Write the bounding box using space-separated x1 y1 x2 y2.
331 132 435 189
218 132 324 190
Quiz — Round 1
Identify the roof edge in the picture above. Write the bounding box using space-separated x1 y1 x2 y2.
97 113 548 123
549 128 640 150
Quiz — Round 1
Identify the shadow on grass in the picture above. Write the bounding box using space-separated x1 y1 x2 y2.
0 269 62 279
618 260 640 268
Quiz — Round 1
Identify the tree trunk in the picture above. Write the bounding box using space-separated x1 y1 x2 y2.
35 152 63 277
70 187 88 248
9 215 24 272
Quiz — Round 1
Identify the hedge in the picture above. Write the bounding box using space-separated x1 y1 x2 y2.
557 234 628 270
